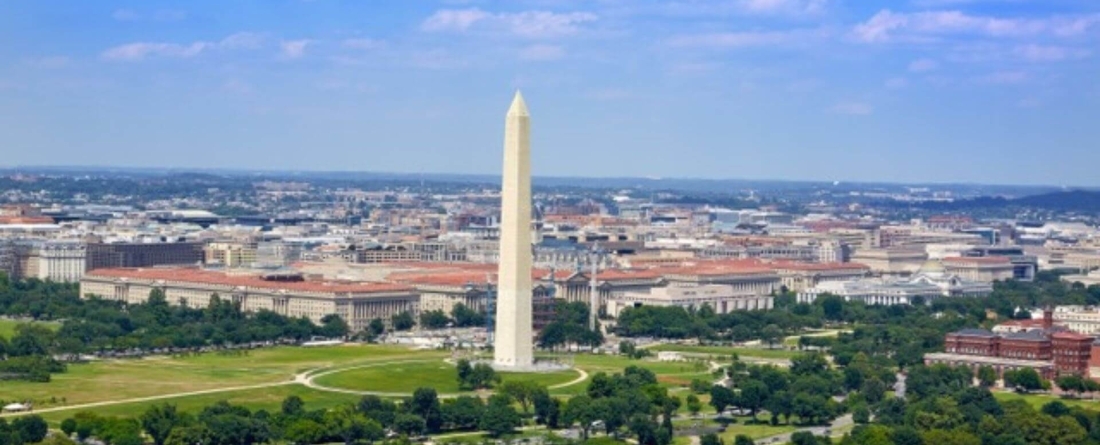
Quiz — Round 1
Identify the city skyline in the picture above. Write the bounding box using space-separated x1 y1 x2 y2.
3 1 1100 185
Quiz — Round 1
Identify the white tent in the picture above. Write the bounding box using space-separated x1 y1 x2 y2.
2 403 28 412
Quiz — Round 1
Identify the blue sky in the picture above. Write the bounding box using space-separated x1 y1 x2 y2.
1 1 1098 186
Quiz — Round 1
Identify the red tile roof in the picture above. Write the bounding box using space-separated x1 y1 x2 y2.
87 268 413 294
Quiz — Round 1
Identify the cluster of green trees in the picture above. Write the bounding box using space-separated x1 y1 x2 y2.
841 366 1098 445
711 353 852 426
62 386 531 445
0 415 49 445
537 301 603 350
455 358 499 390
614 302 824 341
558 366 684 445
0 277 350 382
416 303 485 330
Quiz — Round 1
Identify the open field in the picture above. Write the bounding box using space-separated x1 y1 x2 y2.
313 360 580 394
647 344 802 360
34 385 360 425
0 318 60 339
994 392 1100 411
3 344 446 408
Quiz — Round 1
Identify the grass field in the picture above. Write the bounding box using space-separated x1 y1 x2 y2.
647 344 801 360
3 344 445 408
0 318 60 340
994 392 1100 411
35 385 361 425
313 360 580 394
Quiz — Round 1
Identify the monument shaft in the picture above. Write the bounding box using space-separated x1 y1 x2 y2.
494 92 534 369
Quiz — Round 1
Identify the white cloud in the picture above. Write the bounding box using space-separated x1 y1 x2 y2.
1014 44 1090 62
908 58 939 72
422 9 490 32
739 0 828 15
421 8 597 38
280 40 312 59
830 101 874 115
102 42 209 60
885 77 909 89
343 38 384 50
519 44 565 61
101 33 265 61
852 9 1100 43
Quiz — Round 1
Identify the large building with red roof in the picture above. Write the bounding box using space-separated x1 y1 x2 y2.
81 267 419 332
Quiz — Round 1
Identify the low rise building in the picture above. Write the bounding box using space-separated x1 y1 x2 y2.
927 315 1093 380
942 256 1015 282
81 267 418 332
796 272 992 305
606 284 773 317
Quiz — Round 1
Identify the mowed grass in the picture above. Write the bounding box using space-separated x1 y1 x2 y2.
0 318 60 340
3 344 445 408
648 344 801 360
32 385 361 426
673 415 797 441
558 354 715 395
994 392 1100 411
313 360 580 394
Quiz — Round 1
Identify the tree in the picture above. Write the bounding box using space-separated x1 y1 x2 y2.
419 310 451 330
852 405 871 424
686 394 702 417
500 380 542 413
920 429 981 445
761 324 784 348
533 388 561 428
357 395 398 427
284 419 326 445
411 387 443 433
282 395 306 417
393 413 426 437
1041 401 1072 418
142 404 191 445
738 379 769 421
563 395 602 440
367 318 385 339
861 378 887 404
480 394 521 438
790 431 820 445
451 303 483 328
61 418 78 437
456 359 473 387
391 311 415 331
319 314 350 338
442 396 484 431
325 405 383 445
631 415 661 445
765 391 794 424
977 366 998 388
702 433 726 445
710 385 737 416
733 435 753 445
1004 368 1046 393
11 415 48 444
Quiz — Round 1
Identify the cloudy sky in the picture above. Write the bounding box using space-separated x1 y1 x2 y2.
2 0 1099 185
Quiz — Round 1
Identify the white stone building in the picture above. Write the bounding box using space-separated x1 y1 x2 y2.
606 284 773 317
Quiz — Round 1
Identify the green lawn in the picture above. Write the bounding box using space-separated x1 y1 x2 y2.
313 360 580 394
0 318 60 340
648 344 801 360
2 344 444 409
994 392 1100 411
32 384 361 426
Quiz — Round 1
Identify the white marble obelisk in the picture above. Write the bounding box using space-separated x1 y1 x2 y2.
494 91 534 370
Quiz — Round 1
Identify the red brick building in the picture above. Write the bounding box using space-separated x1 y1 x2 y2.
929 310 1095 380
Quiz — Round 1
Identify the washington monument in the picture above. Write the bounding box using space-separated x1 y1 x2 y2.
494 91 535 370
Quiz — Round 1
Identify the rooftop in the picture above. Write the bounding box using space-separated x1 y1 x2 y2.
87 268 413 294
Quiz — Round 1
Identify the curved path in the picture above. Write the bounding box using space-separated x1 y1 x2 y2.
301 358 589 397
2 355 592 419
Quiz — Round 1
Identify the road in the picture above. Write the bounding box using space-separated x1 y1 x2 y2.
752 414 854 444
